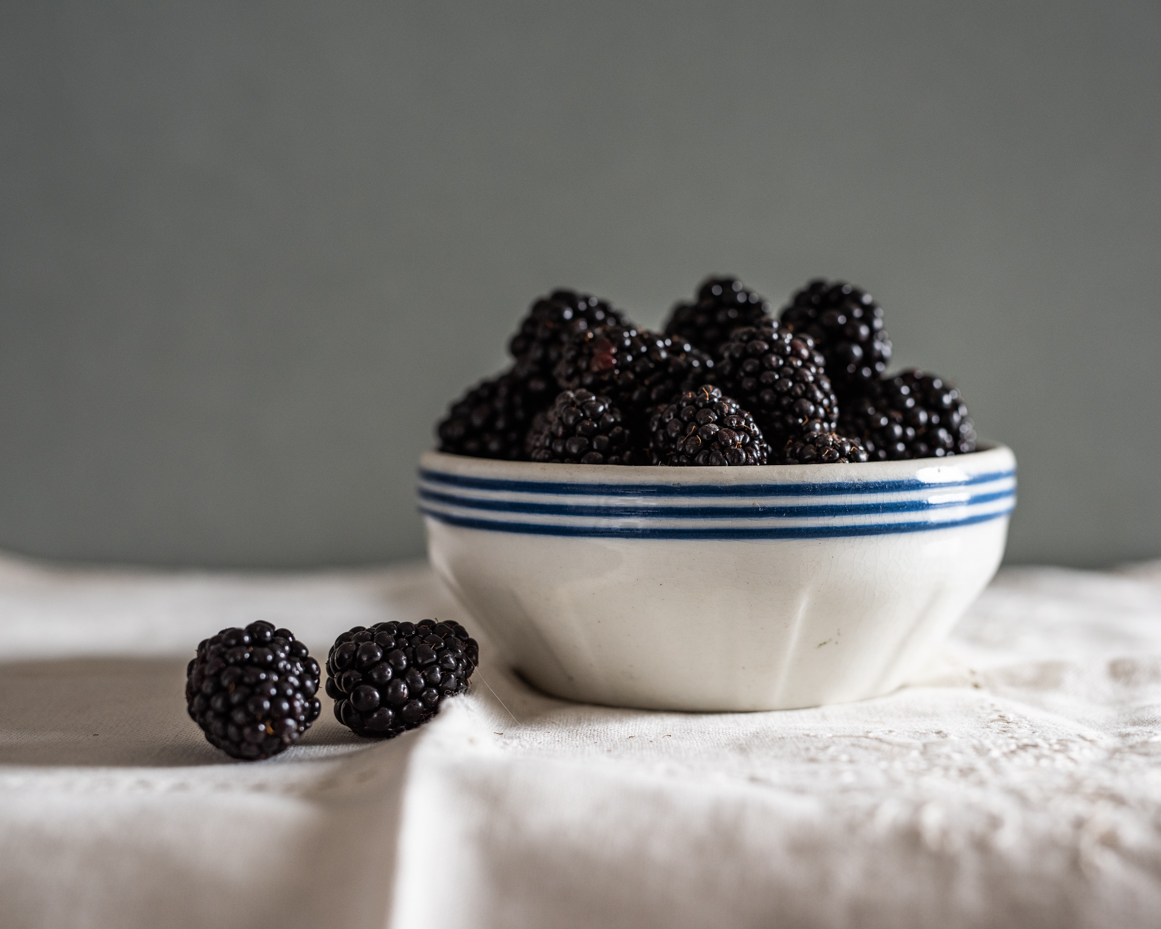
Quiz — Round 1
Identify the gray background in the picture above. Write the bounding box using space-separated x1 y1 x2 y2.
1 2 1159 569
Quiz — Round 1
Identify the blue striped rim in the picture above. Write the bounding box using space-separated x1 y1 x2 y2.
418 487 1015 520
419 503 1015 539
418 467 1016 499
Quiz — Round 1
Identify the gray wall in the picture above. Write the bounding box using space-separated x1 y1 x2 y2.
1 2 1159 569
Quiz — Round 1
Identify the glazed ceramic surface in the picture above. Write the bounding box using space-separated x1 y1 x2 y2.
419 445 1016 711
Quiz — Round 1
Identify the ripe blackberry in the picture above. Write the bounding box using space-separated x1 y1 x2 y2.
186 621 321 761
508 289 627 380
436 369 552 460
650 386 769 466
664 277 772 355
840 370 977 460
713 322 838 450
326 619 478 739
782 430 868 464
527 389 641 464
780 280 892 396
553 325 712 419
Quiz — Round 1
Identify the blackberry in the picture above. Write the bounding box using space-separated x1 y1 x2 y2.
185 621 322 761
553 325 712 420
664 277 772 356
436 369 552 460
527 389 640 464
780 280 892 396
782 430 868 464
326 619 478 739
713 322 838 450
508 289 627 381
650 386 769 466
840 370 977 460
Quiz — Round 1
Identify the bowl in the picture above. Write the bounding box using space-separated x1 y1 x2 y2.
419 445 1015 712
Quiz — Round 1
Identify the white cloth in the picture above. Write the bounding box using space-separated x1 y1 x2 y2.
1 553 1160 929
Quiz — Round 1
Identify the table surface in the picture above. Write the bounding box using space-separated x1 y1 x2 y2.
1 553 1159 929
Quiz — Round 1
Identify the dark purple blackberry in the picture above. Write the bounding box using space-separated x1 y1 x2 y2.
527 389 641 464
664 277 772 356
553 325 712 419
649 386 769 466
780 280 892 396
436 369 552 460
186 621 321 761
326 619 478 739
782 430 868 464
840 370 977 460
713 322 838 450
508 289 627 380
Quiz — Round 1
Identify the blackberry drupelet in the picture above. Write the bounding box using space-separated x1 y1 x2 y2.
326 619 478 739
780 280 892 396
649 386 769 466
526 389 639 464
782 430 868 464
553 325 712 420
508 289 627 381
436 369 552 460
713 322 838 450
663 277 772 356
186 621 321 761
840 370 976 460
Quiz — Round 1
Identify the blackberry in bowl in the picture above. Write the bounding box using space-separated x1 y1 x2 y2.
663 277 772 356
780 279 892 397
649 386 769 466
526 389 641 465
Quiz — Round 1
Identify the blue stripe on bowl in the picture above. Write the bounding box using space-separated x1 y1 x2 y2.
419 502 1016 540
418 467 1016 499
417 486 1015 520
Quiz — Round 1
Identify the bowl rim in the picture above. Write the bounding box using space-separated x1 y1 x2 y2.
420 443 1015 488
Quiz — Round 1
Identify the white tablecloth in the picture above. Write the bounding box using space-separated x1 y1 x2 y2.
1 552 1159 929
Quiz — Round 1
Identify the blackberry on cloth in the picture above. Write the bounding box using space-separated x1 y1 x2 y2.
840 370 976 460
713 322 838 451
782 430 869 464
663 277 772 356
527 389 639 464
326 619 478 738
186 621 321 761
650 386 769 466
780 279 892 396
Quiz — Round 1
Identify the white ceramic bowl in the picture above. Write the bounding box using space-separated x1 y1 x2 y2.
420 445 1015 712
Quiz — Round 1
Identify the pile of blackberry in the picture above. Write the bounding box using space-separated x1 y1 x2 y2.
435 277 979 466
326 619 478 739
186 621 321 760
